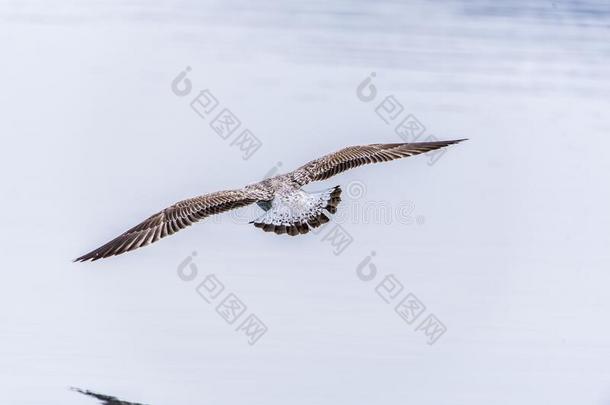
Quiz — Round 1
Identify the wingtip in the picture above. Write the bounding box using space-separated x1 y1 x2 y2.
73 253 95 263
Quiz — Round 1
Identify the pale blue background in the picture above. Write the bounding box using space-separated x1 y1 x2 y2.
1 0 609 404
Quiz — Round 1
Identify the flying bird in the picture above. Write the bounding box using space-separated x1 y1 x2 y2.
75 139 465 261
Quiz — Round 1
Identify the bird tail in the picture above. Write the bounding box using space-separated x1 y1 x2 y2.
251 186 342 236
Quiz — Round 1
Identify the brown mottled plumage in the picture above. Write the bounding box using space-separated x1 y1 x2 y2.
75 139 465 261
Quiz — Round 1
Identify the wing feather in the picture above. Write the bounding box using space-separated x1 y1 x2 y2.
291 139 466 184
75 189 261 262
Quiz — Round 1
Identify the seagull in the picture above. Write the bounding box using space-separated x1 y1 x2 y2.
75 139 465 261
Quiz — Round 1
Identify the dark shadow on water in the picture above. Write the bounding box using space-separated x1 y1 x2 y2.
71 387 150 405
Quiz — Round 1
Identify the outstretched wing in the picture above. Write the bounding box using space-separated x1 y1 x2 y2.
291 139 466 185
75 189 262 262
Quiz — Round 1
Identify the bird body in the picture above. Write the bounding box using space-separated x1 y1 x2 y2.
75 139 465 262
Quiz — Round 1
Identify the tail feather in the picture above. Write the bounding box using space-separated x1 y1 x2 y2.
251 186 341 236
